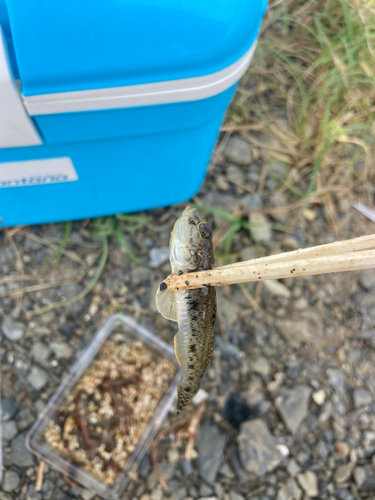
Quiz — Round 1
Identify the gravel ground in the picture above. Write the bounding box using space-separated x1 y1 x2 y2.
1 130 375 500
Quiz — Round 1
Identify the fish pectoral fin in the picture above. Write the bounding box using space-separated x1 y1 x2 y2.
155 285 178 322
174 334 182 366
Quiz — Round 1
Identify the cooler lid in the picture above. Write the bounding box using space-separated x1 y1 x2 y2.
5 0 267 97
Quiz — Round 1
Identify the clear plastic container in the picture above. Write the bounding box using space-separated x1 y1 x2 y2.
26 314 180 500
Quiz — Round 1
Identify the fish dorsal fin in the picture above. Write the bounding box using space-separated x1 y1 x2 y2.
155 285 178 322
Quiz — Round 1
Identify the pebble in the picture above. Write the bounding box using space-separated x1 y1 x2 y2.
28 366 49 390
169 488 187 500
293 297 308 310
41 479 55 499
16 408 35 432
0 245 15 264
198 420 227 484
2 420 18 441
226 165 245 185
287 459 301 477
249 212 272 244
354 466 375 492
150 487 164 500
192 389 209 405
138 454 151 479
1 470 20 492
274 386 312 434
268 159 290 182
297 471 318 497
277 478 302 500
353 388 372 408
229 492 244 500
10 433 35 467
1 398 17 421
31 342 52 364
359 270 375 290
216 175 229 191
81 490 96 500
283 236 300 250
224 136 252 165
149 247 170 268
252 357 271 376
2 316 26 341
327 369 346 396
336 442 350 459
241 193 262 210
237 419 282 476
334 462 354 485
130 266 150 285
312 389 326 406
276 311 323 346
50 342 73 359
263 280 291 299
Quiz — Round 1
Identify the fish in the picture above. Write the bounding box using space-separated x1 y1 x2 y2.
156 206 216 413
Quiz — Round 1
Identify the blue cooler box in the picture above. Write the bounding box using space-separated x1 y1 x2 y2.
0 0 267 227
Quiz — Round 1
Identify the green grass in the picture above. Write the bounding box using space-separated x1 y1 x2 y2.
227 0 375 205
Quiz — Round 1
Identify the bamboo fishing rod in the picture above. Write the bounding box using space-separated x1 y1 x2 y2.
161 234 375 291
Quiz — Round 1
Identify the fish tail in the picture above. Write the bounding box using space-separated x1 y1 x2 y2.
176 378 199 414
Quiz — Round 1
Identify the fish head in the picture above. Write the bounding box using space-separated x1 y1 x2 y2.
169 206 213 273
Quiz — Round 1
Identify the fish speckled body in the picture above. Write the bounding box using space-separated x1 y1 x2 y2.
156 206 216 413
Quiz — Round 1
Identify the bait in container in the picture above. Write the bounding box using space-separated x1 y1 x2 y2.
26 314 180 500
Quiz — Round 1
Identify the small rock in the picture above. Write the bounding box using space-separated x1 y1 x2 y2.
198 420 227 484
277 478 302 500
353 388 372 408
41 479 55 499
138 454 151 479
334 463 354 484
241 193 262 210
276 311 323 347
274 386 312 434
81 491 96 500
336 442 350 459
312 389 326 406
297 471 318 497
237 419 283 476
276 444 290 457
293 297 308 310
216 175 229 191
28 366 49 390
283 236 300 250
192 389 209 405
263 280 291 299
130 266 150 285
226 165 245 185
0 245 15 264
10 433 35 467
268 159 291 182
181 459 193 476
150 486 164 500
50 342 73 359
287 459 301 477
354 466 375 492
327 369 346 396
1 316 26 341
224 136 252 165
2 420 18 441
1 470 20 492
229 493 244 500
15 408 35 431
31 342 52 364
359 270 375 290
1 398 17 421
249 212 272 244
149 247 170 268
167 448 180 463
27 493 42 500
200 484 213 497
169 488 187 500
252 357 271 376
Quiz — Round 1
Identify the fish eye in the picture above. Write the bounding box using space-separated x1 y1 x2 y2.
199 223 212 239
